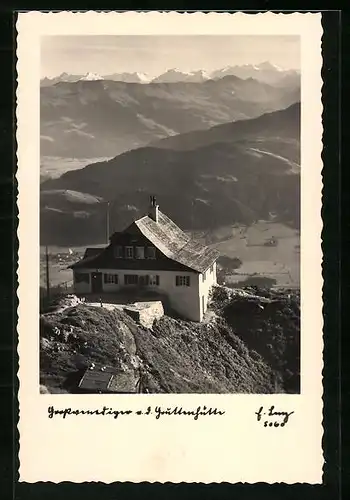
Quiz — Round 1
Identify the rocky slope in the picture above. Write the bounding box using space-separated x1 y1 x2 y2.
40 76 299 158
40 286 300 394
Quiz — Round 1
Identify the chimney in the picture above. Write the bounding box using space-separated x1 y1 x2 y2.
148 195 159 223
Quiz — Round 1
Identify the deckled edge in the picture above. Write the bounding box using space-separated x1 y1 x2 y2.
14 11 20 485
320 15 325 484
15 10 325 485
13 10 319 21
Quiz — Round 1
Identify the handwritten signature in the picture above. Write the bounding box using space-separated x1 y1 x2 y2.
255 405 294 427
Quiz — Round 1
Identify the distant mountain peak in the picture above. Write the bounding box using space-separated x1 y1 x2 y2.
102 71 151 83
209 63 300 86
167 68 186 74
131 72 151 82
59 72 70 78
80 72 104 81
41 63 300 87
191 69 210 79
152 68 211 83
257 61 284 71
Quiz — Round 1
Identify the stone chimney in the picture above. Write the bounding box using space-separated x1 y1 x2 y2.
148 195 159 223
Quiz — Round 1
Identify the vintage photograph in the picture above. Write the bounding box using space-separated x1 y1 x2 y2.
39 34 301 395
17 11 324 484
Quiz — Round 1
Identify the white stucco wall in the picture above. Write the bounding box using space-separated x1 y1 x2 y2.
73 268 202 321
198 262 217 320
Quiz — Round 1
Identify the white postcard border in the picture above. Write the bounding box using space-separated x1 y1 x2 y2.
16 11 323 484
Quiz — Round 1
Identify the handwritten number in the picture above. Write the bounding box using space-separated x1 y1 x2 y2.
256 406 294 427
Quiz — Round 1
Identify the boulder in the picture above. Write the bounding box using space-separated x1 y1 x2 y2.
123 301 164 329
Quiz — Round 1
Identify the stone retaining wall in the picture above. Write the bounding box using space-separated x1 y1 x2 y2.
123 301 164 329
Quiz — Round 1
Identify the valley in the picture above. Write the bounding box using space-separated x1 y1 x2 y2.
40 220 299 301
40 75 299 158
40 104 300 250
40 156 112 182
206 221 299 288
38 55 301 397
39 73 301 296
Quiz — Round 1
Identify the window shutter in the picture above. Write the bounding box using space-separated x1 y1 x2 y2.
146 247 156 259
114 246 123 258
156 275 159 286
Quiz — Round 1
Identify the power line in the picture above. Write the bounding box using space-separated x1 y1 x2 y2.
45 245 50 301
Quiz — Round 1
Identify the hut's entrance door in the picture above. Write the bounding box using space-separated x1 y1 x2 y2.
91 272 103 293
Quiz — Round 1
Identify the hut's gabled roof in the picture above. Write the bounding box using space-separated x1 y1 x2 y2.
70 209 219 274
83 247 103 259
133 211 219 273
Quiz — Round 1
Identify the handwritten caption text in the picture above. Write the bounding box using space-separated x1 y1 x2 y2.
48 405 225 421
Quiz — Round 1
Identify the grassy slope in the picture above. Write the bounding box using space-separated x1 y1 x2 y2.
40 286 300 394
211 286 300 393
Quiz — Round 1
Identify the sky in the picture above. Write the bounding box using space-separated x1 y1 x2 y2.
41 35 300 78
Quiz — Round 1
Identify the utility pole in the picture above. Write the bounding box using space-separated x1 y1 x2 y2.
191 198 194 239
106 201 110 244
45 245 50 302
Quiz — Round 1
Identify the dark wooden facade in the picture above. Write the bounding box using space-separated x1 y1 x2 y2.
73 223 195 273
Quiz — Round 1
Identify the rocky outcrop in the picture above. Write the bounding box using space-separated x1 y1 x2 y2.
39 286 300 394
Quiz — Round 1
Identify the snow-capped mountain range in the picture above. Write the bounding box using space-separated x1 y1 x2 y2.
104 71 151 83
41 62 300 87
80 71 104 81
151 68 211 83
210 62 299 86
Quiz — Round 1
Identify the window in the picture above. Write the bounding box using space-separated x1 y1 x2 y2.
124 274 139 285
138 275 149 286
104 274 118 284
75 272 90 284
210 264 214 273
146 246 156 259
135 246 145 259
125 246 134 259
114 245 123 259
149 275 160 286
202 271 206 282
138 275 159 286
176 275 190 287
